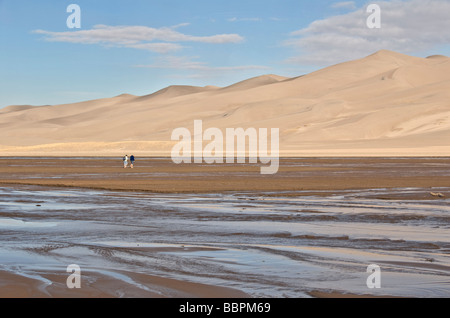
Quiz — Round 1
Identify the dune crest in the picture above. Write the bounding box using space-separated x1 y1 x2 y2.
1 50 450 156
219 74 289 92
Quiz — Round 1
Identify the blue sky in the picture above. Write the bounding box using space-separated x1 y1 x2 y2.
1 0 450 107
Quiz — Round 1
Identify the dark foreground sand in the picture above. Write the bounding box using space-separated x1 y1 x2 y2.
0 157 449 196
0 269 249 298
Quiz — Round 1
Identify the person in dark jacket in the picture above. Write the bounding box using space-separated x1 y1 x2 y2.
130 155 135 168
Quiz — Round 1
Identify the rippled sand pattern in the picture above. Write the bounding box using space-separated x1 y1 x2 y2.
0 182 449 297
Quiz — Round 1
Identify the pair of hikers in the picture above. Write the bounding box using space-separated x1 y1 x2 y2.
123 155 135 168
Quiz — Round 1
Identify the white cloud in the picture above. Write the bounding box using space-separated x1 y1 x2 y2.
331 1 357 10
136 56 206 70
227 17 262 22
285 0 450 66
135 55 269 78
33 24 244 53
125 42 183 54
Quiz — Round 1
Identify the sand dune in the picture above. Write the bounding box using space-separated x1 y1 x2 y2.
1 50 449 156
219 74 289 92
136 85 219 101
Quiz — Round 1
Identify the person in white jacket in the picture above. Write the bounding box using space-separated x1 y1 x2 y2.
123 155 128 168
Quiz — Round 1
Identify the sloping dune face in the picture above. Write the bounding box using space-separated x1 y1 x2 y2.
1 50 449 156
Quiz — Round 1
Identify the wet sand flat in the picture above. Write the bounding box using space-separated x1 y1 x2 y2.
0 157 450 195
0 157 449 298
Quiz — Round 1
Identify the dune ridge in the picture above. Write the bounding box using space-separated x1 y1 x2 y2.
1 50 449 157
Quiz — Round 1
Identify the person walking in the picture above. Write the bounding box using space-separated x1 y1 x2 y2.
123 155 128 168
130 155 135 168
